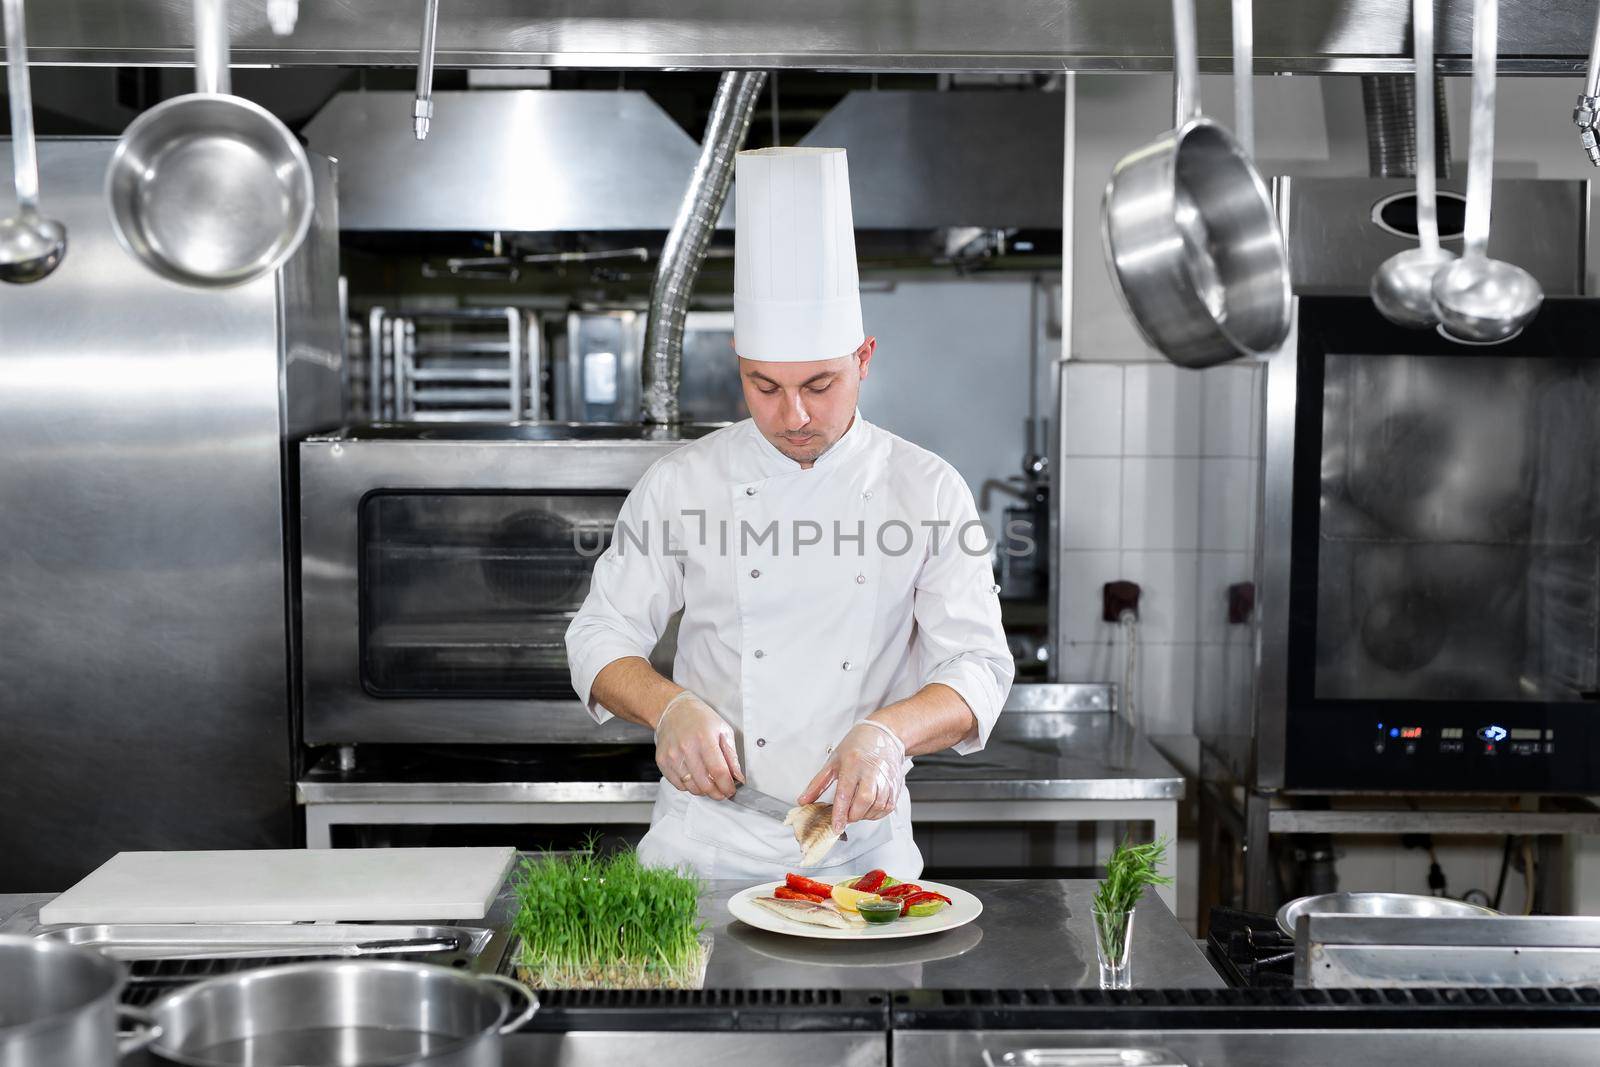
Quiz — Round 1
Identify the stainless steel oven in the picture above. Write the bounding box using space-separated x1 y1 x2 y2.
1233 177 1600 795
299 423 713 746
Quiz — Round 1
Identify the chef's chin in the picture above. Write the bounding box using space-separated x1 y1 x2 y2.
773 434 828 463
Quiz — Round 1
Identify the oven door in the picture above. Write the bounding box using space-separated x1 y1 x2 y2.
300 430 693 744
1273 297 1600 793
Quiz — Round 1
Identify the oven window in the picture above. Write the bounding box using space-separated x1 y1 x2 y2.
360 492 624 697
1313 353 1600 702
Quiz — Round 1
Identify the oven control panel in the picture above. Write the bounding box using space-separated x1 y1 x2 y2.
1370 722 1555 759
1285 708 1593 792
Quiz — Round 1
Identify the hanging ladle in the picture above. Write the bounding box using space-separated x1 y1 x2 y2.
0 0 67 284
1370 0 1454 328
1430 0 1542 344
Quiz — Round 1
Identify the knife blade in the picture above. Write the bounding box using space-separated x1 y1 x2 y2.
728 786 847 841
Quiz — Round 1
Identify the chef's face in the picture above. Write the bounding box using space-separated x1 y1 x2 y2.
739 337 876 467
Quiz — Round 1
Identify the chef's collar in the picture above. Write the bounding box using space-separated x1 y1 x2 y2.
749 408 867 474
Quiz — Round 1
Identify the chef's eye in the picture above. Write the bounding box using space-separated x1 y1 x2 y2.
807 382 832 394
756 385 779 396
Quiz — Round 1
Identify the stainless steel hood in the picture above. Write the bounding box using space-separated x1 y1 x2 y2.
9 0 1596 74
303 89 1063 233
301 91 728 232
798 91 1062 229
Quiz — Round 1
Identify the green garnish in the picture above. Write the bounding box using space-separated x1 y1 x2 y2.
511 847 706 989
856 900 903 924
1091 837 1172 964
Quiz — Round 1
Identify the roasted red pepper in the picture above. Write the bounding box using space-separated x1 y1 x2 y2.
854 869 889 893
897 890 953 915
879 884 921 899
774 886 827 903
785 873 833 896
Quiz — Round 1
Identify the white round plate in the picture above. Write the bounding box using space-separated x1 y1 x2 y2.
727 879 982 940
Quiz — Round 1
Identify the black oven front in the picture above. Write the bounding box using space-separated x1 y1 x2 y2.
1279 297 1600 793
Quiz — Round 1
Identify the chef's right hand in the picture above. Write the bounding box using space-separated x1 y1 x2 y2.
654 691 745 800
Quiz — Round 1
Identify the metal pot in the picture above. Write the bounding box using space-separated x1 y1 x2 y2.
1101 0 1291 367
0 934 160 1067
148 960 537 1067
105 0 313 288
1276 891 1499 937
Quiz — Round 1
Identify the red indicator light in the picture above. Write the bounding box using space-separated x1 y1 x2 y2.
1400 726 1423 740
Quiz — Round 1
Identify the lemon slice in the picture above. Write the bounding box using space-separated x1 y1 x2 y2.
830 884 885 913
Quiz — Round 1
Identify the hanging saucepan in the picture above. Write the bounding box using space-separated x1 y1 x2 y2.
1101 0 1291 368
105 0 313 289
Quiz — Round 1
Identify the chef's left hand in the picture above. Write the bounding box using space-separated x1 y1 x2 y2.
796 719 907 833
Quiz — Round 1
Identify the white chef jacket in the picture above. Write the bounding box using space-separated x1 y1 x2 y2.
565 413 1014 879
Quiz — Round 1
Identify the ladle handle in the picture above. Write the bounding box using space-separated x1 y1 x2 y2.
1462 0 1497 260
414 0 440 139
1231 0 1254 157
2 0 40 214
1171 0 1200 125
194 0 231 96
1413 0 1441 252
1587 4 1600 100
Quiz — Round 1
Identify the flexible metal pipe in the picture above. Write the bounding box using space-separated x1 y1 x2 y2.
641 70 766 426
1361 73 1451 179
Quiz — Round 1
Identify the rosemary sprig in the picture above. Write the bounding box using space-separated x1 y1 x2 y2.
1091 836 1173 966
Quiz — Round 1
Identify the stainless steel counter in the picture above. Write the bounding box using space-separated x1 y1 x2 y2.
2 877 1219 990
700 879 1222 990
294 712 1183 805
296 690 1189 910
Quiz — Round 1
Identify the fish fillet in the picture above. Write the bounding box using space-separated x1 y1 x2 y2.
784 802 843 866
751 896 854 929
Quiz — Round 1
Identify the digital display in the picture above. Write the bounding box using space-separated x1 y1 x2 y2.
1510 728 1542 741
1441 727 1464 740
1400 726 1423 740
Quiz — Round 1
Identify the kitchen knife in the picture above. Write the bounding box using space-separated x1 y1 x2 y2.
729 785 847 841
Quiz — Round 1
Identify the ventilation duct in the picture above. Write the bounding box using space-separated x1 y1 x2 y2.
1360 74 1451 180
641 72 765 427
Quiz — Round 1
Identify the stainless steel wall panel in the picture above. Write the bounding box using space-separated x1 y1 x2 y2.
9 0 1600 73
0 140 340 891
300 92 730 233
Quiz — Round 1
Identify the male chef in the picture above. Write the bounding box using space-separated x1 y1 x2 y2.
565 146 1014 880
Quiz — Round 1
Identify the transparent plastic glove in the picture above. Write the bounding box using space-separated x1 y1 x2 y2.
796 719 907 832
654 691 745 800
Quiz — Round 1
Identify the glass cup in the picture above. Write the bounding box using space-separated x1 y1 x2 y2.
1092 905 1136 989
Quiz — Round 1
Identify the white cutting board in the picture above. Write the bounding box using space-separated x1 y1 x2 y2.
39 848 517 925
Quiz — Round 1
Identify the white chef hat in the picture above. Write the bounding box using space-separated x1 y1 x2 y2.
733 147 864 363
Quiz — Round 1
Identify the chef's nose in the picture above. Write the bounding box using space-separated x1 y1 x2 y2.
785 391 811 429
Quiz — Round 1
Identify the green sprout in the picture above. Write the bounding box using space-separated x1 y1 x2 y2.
510 847 707 989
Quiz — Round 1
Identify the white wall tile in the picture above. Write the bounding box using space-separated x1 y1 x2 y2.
1058 550 1121 641
1059 458 1122 549
1116 550 1201 645
1133 642 1197 735
1200 366 1259 458
1124 363 1203 457
1197 551 1254 645
1056 637 1123 683
1195 640 1254 740
1062 363 1125 457
1122 458 1200 551
1198 458 1257 551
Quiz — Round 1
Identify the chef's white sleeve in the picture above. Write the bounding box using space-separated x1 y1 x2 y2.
913 473 1016 754
564 464 686 723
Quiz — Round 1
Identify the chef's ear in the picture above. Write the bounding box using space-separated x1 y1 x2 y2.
855 336 877 378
